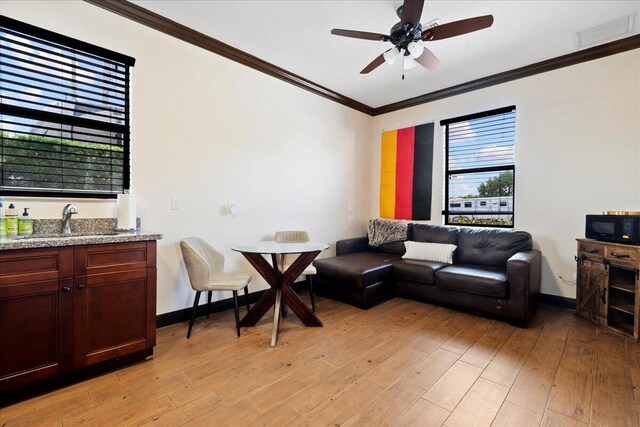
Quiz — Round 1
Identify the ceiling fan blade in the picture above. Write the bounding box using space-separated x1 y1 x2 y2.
400 0 425 28
331 29 388 41
360 53 386 74
421 15 494 41
415 47 442 71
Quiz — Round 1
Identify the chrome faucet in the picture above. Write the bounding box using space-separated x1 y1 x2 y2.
61 204 78 234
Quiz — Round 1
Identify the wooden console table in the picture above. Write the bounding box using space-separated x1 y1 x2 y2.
576 238 640 339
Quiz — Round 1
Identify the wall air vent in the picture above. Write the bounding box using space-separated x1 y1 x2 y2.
575 13 636 49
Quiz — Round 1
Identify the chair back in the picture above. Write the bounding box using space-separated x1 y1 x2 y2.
275 231 310 265
274 231 310 244
180 237 224 291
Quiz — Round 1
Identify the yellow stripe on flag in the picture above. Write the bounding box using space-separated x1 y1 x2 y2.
380 130 397 218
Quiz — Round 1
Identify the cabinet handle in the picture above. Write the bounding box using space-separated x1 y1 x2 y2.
583 248 599 253
77 284 86 289
599 287 607 304
611 252 630 258
62 286 71 293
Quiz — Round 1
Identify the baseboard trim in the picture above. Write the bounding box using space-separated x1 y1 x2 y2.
539 293 576 309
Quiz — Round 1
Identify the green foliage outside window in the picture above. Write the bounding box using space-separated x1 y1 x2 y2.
477 171 514 197
1 132 124 191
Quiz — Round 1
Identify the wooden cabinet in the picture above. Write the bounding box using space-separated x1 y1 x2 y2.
0 241 157 393
0 248 74 391
576 239 640 339
72 242 156 367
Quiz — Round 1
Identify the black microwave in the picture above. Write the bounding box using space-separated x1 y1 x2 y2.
586 214 640 245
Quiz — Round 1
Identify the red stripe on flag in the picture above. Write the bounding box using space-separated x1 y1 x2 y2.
395 127 415 220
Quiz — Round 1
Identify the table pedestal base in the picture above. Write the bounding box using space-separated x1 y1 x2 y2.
238 250 323 346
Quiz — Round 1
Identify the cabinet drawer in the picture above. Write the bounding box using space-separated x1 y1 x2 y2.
605 246 639 264
74 241 156 276
0 247 73 285
579 242 604 259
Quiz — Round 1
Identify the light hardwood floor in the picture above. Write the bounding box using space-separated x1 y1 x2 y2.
1 295 639 426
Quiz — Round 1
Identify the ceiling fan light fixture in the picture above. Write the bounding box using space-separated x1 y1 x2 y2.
383 47 401 65
403 55 418 70
407 41 424 58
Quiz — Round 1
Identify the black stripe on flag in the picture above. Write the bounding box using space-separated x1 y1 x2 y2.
412 123 434 220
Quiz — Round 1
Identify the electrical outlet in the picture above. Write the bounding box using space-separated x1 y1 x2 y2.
171 196 180 210
572 272 577 281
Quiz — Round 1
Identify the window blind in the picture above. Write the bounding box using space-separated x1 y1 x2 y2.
441 106 516 227
0 16 135 197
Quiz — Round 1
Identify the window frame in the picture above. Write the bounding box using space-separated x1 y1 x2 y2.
0 16 135 199
441 106 516 228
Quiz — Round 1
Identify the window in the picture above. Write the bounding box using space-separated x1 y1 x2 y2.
441 106 516 227
0 17 135 198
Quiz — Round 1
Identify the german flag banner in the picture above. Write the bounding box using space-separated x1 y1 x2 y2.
380 122 434 220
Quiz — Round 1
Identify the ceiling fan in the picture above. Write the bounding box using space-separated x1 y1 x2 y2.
331 0 494 76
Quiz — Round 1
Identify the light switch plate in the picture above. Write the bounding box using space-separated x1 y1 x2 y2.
171 196 180 210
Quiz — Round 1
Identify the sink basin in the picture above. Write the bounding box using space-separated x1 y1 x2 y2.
13 232 121 240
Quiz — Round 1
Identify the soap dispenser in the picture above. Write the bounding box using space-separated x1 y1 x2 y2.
5 203 18 238
0 200 5 238
18 208 33 236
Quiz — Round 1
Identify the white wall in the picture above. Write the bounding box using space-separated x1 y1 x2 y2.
3 1 639 305
3 1 373 314
372 50 640 298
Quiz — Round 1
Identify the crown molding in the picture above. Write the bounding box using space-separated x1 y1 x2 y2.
84 0 639 118
372 34 640 115
84 0 373 115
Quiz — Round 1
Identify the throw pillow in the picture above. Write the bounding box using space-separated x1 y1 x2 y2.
368 218 408 247
402 241 457 264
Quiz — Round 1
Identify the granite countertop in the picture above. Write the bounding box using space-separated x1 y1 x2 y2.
0 218 162 251
0 230 163 251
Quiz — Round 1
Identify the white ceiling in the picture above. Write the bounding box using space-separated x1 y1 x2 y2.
131 1 640 109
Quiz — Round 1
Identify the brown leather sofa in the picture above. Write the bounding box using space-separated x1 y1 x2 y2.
313 223 541 326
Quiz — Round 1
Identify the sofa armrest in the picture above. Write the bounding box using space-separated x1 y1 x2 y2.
336 236 370 256
507 250 542 326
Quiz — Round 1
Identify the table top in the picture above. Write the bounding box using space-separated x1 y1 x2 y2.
231 241 328 254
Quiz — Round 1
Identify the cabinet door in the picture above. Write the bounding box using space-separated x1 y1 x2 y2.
576 263 607 324
72 269 153 367
0 247 73 392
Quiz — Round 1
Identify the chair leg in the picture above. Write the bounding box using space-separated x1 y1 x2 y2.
281 301 287 318
243 285 250 312
309 276 316 313
233 290 241 338
187 291 201 339
207 291 212 318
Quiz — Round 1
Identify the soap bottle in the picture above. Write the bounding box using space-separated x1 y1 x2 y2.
0 201 5 238
18 208 33 236
5 203 18 238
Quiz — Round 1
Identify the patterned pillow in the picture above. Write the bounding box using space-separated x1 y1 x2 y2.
402 241 457 264
367 218 408 247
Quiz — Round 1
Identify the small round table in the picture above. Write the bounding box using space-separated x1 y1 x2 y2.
231 241 329 346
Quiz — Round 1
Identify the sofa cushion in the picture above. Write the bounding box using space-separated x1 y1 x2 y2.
314 252 398 289
392 259 448 285
435 264 508 297
375 241 406 256
410 223 459 245
456 228 532 267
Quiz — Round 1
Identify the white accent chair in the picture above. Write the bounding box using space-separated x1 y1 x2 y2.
180 237 251 338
